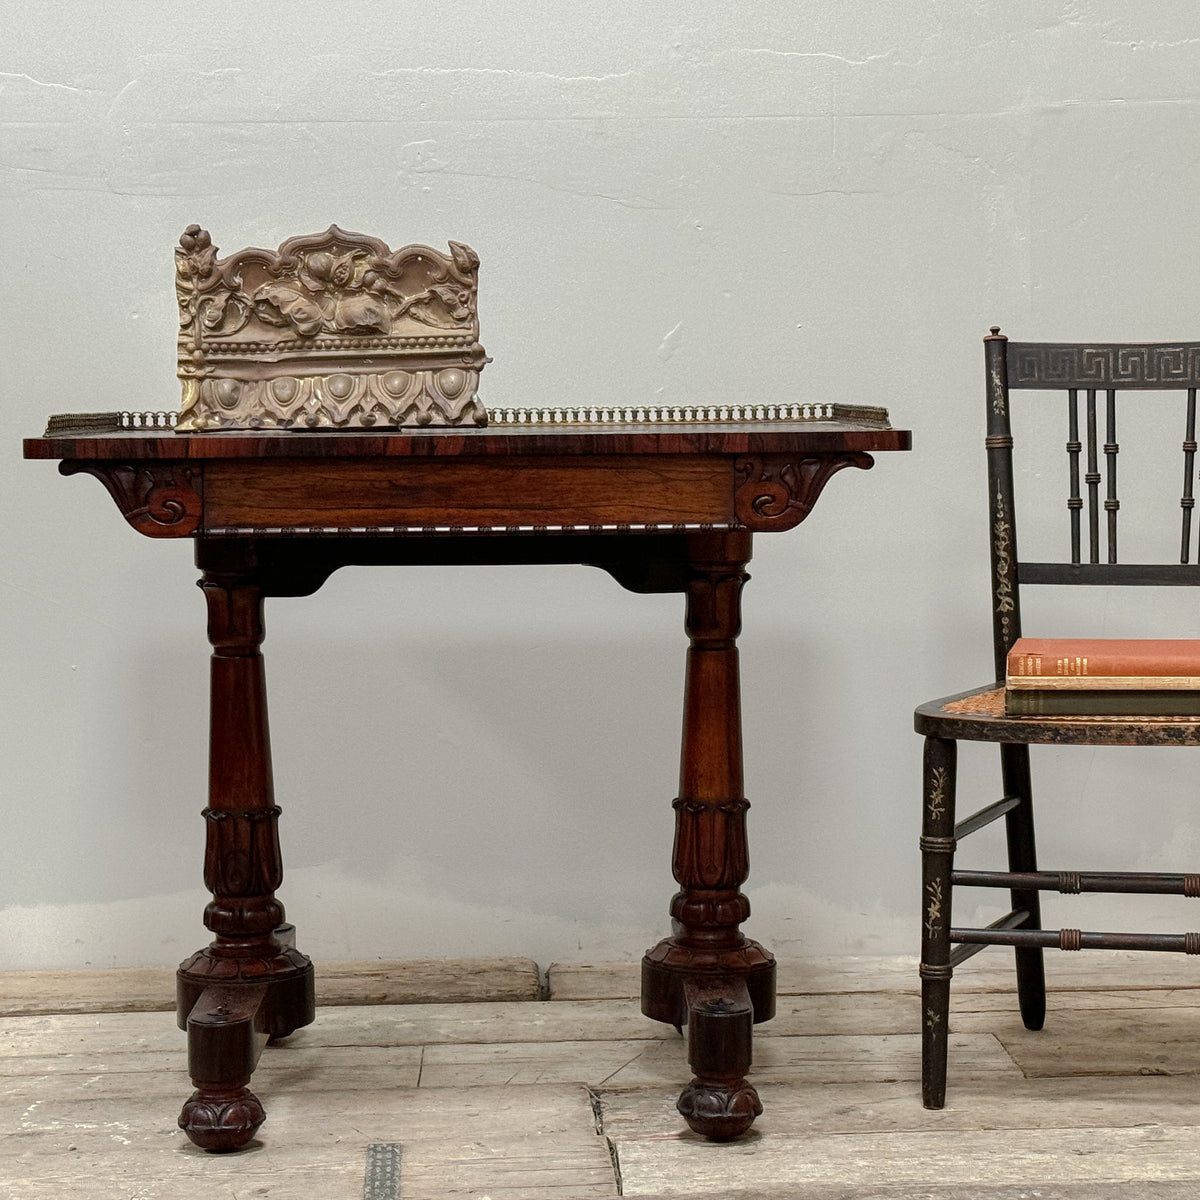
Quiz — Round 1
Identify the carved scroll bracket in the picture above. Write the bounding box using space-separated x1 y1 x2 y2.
61 461 203 537
733 452 874 532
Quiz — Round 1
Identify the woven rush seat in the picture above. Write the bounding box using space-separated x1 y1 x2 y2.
918 685 1200 740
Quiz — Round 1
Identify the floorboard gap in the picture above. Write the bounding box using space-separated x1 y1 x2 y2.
606 1133 624 1196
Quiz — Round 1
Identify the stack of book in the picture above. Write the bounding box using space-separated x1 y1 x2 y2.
1005 638 1200 716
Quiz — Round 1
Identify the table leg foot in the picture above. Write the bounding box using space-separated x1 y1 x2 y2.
642 944 773 1139
179 1085 265 1152
175 961 313 1150
677 1079 762 1141
177 982 275 1152
676 977 761 1141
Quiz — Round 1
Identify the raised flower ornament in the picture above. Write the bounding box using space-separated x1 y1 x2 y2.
174 225 488 430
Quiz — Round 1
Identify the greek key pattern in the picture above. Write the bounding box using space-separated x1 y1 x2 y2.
1008 343 1200 390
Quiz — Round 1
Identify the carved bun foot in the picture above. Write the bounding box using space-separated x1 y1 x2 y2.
675 976 761 1140
677 1078 762 1141
179 1086 265 1152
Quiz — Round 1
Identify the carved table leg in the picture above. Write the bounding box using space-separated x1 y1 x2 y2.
176 548 314 1151
641 531 775 1140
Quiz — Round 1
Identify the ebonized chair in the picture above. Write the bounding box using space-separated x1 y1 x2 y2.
914 329 1200 1108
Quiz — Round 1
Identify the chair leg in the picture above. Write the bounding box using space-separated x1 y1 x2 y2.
920 735 956 1109
1001 743 1046 1031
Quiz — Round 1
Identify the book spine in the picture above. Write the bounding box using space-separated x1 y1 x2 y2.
1006 674 1200 691
1009 651 1091 679
1005 690 1200 716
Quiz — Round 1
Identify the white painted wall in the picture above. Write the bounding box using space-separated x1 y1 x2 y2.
5 2 1200 970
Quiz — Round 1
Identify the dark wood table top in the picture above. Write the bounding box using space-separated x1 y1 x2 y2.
24 408 909 462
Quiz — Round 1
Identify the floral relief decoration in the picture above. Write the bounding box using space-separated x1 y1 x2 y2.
174 225 488 431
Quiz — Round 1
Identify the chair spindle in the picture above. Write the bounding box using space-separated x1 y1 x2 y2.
1085 389 1100 563
1182 388 1197 564
1104 388 1118 564
1067 389 1082 565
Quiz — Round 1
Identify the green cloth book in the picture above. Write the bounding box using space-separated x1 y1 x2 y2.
1005 689 1200 716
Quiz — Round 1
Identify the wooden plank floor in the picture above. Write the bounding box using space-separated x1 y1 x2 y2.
4 955 1200 1199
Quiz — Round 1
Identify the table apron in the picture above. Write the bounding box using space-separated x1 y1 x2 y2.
202 455 736 532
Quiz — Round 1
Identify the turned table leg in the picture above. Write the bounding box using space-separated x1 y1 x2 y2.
641 531 775 1140
176 546 314 1151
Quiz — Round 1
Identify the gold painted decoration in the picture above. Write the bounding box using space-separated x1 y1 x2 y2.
174 226 488 431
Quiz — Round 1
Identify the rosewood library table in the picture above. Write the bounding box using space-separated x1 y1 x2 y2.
24 403 909 1151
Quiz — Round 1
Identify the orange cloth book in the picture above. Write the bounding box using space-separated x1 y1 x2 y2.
1006 638 1200 691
